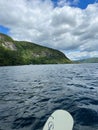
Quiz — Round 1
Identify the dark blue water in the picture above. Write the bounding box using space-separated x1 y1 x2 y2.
0 64 98 130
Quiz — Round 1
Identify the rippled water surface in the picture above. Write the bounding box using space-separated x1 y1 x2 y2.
0 64 98 130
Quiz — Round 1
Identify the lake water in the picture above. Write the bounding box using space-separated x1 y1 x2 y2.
0 64 98 130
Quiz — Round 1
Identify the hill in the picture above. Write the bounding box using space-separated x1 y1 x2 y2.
75 57 98 63
0 33 72 66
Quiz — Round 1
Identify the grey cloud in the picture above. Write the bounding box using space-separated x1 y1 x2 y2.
51 7 77 27
80 40 98 52
66 50 98 60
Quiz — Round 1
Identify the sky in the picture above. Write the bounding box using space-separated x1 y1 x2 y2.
0 0 98 60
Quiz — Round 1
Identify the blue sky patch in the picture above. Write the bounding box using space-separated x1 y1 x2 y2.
0 25 10 35
52 0 98 9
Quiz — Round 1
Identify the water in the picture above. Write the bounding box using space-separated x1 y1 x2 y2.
0 64 98 130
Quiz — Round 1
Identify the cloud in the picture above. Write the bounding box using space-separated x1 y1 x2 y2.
66 51 98 60
0 0 98 60
73 0 79 5
57 0 79 7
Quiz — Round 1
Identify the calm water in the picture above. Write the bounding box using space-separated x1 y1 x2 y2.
0 64 98 130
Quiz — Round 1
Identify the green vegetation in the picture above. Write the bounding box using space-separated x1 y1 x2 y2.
0 33 72 66
75 57 98 63
0 46 23 66
0 33 13 42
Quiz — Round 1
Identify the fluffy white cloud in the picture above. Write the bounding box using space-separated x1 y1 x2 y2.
0 0 98 60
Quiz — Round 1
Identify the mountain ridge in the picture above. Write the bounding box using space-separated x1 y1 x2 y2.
75 57 98 63
0 33 72 66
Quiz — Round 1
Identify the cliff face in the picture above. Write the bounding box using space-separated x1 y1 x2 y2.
0 33 72 66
